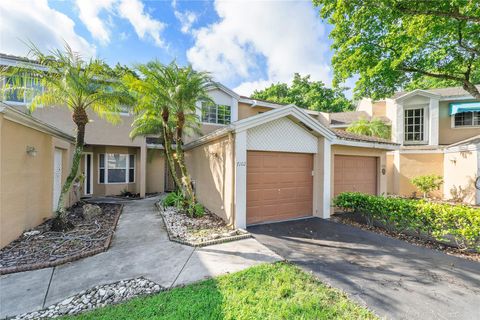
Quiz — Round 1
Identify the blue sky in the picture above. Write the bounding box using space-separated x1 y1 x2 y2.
0 0 340 96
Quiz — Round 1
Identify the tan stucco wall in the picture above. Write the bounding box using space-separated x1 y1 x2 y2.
185 135 234 225
372 101 387 118
438 101 479 145
444 150 479 204
13 105 144 147
146 150 165 194
331 145 388 198
238 103 271 120
391 152 444 198
1 117 74 248
80 145 141 196
386 153 395 194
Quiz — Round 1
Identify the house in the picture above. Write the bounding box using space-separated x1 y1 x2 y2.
0 53 398 246
0 104 77 247
356 87 480 204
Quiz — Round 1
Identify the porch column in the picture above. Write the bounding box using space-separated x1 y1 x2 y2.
234 130 247 229
139 139 147 198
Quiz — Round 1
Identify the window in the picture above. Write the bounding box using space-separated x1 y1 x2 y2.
404 108 425 142
1 74 43 104
201 103 231 124
454 111 480 127
98 154 135 184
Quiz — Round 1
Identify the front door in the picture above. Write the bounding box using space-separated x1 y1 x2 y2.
84 153 93 195
53 148 63 211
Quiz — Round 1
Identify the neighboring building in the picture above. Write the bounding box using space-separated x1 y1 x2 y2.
0 104 76 247
357 87 480 204
0 53 399 244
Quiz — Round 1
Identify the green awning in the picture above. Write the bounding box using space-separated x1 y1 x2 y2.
449 102 480 115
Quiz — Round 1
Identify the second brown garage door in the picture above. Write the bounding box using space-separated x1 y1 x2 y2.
247 151 313 225
334 155 377 197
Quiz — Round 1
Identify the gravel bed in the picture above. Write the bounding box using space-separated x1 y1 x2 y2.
10 278 163 319
161 205 249 245
0 202 122 274
332 213 480 262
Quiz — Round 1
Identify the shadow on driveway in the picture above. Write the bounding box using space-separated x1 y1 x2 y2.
249 217 480 320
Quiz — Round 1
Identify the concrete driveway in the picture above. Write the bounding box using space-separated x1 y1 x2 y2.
249 217 480 320
0 197 280 319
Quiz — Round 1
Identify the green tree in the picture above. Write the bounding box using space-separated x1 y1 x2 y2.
313 0 480 100
346 118 391 139
251 73 353 112
411 174 444 198
125 61 212 210
1 44 134 229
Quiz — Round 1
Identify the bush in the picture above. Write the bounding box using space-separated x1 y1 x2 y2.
411 174 443 198
162 190 185 208
334 192 480 251
162 191 205 218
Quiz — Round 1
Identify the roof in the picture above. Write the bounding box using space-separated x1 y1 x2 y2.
0 102 75 142
239 95 288 106
393 85 480 99
332 129 397 145
329 111 390 127
446 135 480 148
185 105 398 150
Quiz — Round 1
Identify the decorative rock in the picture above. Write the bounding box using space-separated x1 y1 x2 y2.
82 204 103 220
23 230 41 237
11 277 163 319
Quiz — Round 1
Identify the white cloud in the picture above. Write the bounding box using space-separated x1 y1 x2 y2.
172 0 198 34
117 0 166 47
76 0 115 45
187 0 332 96
0 0 96 57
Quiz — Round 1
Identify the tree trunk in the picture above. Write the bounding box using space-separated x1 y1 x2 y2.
462 81 480 100
162 125 182 191
53 109 87 231
175 137 195 204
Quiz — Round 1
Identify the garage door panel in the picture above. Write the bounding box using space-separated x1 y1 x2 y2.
247 151 313 225
334 155 377 197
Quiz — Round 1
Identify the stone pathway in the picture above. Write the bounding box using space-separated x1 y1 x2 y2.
0 197 281 319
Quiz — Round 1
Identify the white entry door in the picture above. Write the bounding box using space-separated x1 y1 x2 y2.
53 148 63 211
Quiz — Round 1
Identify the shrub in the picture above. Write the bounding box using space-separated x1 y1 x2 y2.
411 174 443 198
162 190 185 208
334 192 480 251
162 191 205 218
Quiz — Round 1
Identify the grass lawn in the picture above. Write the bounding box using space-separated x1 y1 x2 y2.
62 262 377 320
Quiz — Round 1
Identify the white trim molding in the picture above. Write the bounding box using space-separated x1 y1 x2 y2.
234 130 247 229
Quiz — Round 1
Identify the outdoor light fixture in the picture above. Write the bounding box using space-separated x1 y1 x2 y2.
26 146 37 157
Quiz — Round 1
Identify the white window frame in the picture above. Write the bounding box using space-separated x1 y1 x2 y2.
451 111 480 129
403 104 428 145
98 153 136 184
83 152 94 195
1 74 44 106
201 103 231 125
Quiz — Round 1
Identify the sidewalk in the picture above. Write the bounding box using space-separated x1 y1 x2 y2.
0 197 281 319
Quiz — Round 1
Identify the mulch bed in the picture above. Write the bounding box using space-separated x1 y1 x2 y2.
331 212 479 262
0 202 123 275
158 204 250 247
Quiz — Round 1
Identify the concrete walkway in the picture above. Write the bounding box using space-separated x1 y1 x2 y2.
249 218 480 320
0 197 280 319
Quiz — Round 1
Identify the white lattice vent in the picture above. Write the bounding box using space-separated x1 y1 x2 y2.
247 117 317 153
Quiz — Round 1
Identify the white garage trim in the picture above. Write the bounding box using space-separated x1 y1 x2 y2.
234 130 247 229
247 117 318 153
322 139 331 219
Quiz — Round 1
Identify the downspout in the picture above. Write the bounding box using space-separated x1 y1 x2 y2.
229 131 236 227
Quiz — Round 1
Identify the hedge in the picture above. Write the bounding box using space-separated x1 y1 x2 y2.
333 192 480 252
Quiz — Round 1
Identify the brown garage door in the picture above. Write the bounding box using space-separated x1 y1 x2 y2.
334 155 377 197
247 151 313 225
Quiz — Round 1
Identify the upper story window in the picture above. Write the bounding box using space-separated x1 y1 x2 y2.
99 154 135 184
1 74 43 104
404 108 425 143
201 103 231 125
454 111 480 127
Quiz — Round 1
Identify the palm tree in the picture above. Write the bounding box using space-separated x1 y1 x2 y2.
2 43 134 229
125 61 212 205
346 118 391 139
